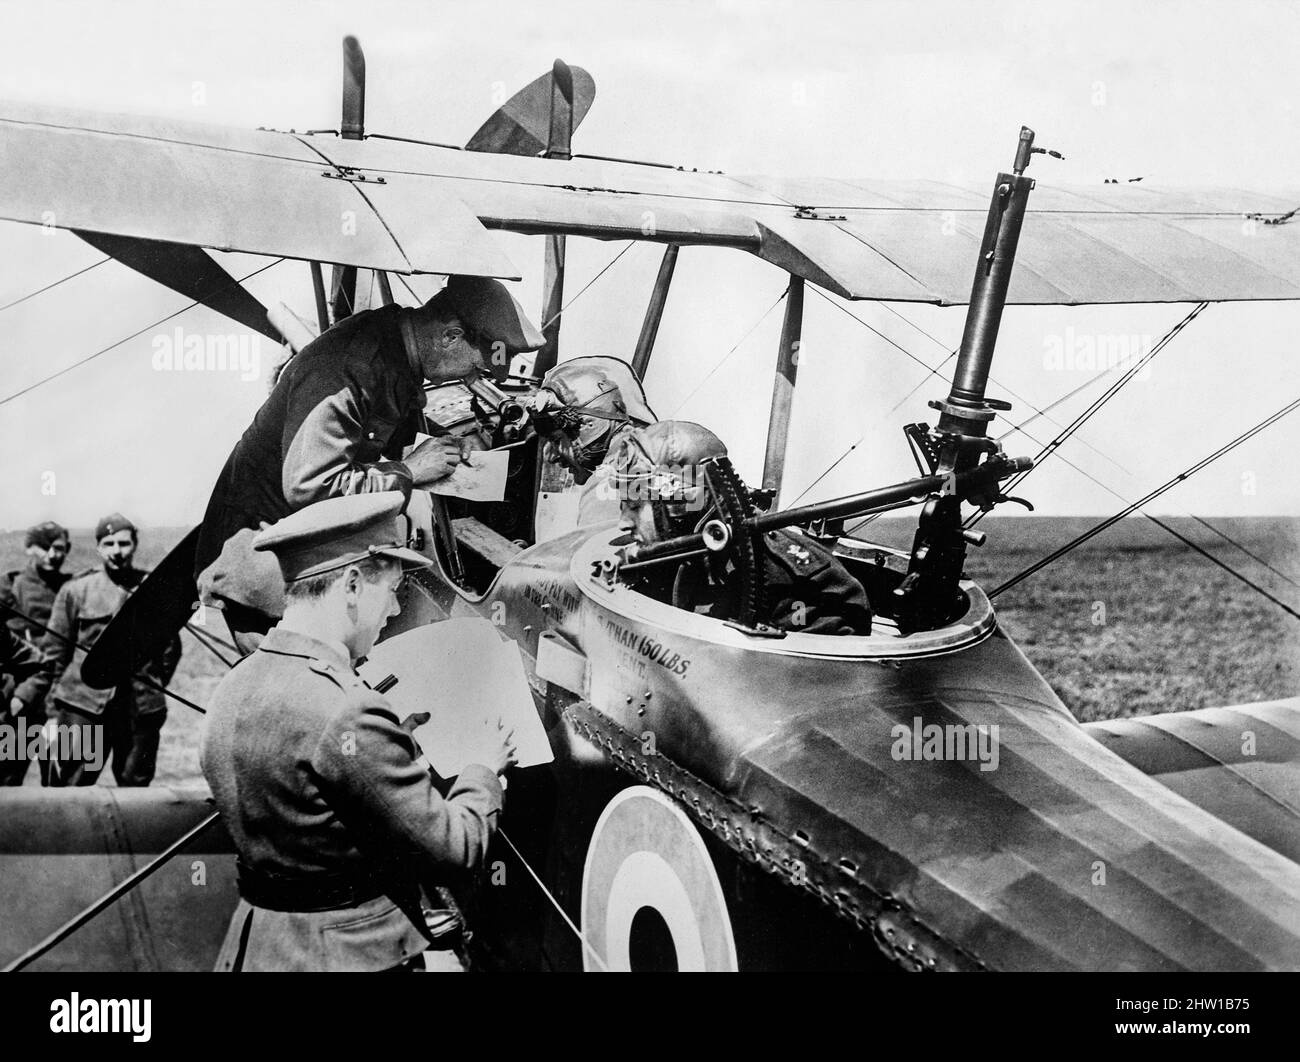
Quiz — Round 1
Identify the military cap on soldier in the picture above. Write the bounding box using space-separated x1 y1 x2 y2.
436 275 546 353
94 513 137 542
25 521 69 550
252 492 432 583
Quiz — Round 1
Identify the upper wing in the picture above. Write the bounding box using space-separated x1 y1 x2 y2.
0 101 518 279
4 98 1299 304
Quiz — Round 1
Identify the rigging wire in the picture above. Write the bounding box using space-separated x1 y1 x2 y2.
393 239 636 346
539 240 637 334
1189 515 1300 587
1 601 205 714
788 291 1123 508
0 256 111 315
962 301 1209 534
667 284 789 418
186 618 239 655
982 301 1210 512
993 419 1300 615
809 286 948 380
183 622 236 669
3 811 222 972
1010 413 1300 589
989 394 1300 605
842 302 1227 556
0 258 286 408
395 272 422 304
497 828 609 972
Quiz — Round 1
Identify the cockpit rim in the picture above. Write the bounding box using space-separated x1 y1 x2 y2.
569 527 998 661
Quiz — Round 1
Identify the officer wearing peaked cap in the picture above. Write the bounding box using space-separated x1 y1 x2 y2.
195 275 545 650
200 491 516 972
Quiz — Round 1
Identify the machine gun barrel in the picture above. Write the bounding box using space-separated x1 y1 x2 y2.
749 473 944 531
619 457 1030 569
943 128 1036 419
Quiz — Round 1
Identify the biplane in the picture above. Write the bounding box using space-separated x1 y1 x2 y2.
2 36 1300 972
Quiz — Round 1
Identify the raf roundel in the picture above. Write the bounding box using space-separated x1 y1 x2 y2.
580 785 737 972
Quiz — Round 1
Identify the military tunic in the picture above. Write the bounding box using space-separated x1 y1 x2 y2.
35 566 181 786
0 629 47 784
195 304 425 585
200 626 504 972
0 561 71 784
702 529 873 635
0 560 69 641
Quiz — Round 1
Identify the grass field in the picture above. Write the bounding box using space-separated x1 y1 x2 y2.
3 515 1298 786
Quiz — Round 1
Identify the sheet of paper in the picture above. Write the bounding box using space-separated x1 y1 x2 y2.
359 617 553 778
534 487 583 543
406 432 509 502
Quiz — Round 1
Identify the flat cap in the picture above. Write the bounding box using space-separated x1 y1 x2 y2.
94 513 136 541
251 492 432 583
438 275 545 353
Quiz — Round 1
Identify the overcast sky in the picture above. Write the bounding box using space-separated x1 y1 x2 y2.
1 0 1299 529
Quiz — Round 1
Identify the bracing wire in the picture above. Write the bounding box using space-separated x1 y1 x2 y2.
669 284 789 418
0 258 285 408
990 395 1300 603
0 256 111 315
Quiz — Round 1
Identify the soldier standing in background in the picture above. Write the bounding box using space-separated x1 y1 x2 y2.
34 514 181 787
0 521 71 785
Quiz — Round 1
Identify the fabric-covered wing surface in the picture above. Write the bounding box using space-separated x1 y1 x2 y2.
0 101 517 278
3 99 1298 304
1086 698 1300 865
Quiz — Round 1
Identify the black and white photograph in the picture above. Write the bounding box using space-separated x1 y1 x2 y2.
0 0 1296 1033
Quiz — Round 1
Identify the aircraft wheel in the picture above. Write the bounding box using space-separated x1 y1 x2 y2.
580 785 737 972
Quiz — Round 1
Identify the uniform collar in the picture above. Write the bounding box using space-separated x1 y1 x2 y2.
395 307 426 382
25 559 66 585
258 626 354 673
97 564 145 591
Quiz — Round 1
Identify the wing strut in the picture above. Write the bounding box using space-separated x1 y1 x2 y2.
309 261 330 333
329 35 366 323
631 244 680 380
761 275 805 503
536 59 577 378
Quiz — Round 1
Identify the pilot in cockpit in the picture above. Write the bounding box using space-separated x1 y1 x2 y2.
611 421 872 636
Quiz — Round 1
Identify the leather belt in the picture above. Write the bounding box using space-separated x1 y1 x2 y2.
236 859 386 913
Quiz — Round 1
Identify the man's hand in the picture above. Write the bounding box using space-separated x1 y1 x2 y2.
9 697 23 717
488 719 518 777
404 437 464 486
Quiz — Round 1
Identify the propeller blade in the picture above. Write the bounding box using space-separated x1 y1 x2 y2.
466 62 595 157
